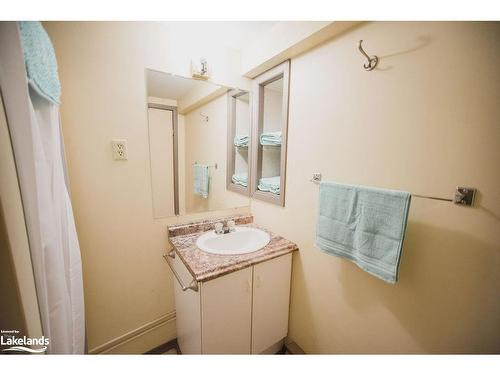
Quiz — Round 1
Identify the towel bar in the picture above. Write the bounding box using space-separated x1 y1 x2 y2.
162 250 199 292
310 173 476 206
194 161 217 169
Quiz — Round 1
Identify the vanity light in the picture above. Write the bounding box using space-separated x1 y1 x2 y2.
191 57 210 80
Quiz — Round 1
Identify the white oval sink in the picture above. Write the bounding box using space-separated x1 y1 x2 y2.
196 227 270 255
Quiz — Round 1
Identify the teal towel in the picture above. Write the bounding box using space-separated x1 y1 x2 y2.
316 182 411 284
18 21 61 104
234 134 249 148
193 164 209 198
232 173 248 187
260 131 281 146
258 176 280 195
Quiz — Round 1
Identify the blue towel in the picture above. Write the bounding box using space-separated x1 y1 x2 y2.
234 134 249 148
18 21 61 104
258 176 280 195
316 182 411 284
193 164 209 198
232 173 248 187
260 131 281 146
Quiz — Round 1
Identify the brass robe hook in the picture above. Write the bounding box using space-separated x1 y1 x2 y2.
358 40 379 71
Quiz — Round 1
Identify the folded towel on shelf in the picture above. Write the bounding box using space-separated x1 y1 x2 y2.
232 173 248 187
315 181 411 284
260 131 282 146
234 134 249 148
18 21 61 104
193 164 209 198
258 176 280 195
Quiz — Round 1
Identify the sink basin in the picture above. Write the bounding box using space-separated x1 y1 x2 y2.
196 227 270 255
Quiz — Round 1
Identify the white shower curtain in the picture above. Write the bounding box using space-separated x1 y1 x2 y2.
0 22 85 354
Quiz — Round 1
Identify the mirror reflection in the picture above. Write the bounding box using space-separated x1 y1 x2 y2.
146 69 250 217
227 90 250 194
259 77 283 195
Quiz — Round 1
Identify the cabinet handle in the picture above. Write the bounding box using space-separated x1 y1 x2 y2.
246 279 251 293
163 251 199 292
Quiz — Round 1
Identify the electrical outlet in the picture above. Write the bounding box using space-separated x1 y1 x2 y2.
111 139 128 160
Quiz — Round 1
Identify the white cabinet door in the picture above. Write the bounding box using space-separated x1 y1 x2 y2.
251 254 292 353
201 267 252 353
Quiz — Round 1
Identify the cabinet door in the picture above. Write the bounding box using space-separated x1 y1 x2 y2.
201 267 252 353
251 254 292 353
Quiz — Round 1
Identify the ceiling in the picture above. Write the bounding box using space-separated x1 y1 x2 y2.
165 21 277 51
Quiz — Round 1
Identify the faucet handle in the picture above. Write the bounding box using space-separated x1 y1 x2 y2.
227 220 235 232
214 222 223 234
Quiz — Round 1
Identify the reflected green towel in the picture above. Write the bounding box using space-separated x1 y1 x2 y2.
258 176 280 195
234 134 249 148
193 164 209 198
316 182 411 284
232 173 248 187
260 131 281 146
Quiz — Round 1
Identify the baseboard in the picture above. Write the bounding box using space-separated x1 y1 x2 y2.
285 341 305 354
144 338 180 354
89 311 176 354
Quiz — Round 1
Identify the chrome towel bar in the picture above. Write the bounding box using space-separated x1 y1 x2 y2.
163 250 199 292
310 173 476 206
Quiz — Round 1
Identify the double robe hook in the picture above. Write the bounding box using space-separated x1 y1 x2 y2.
358 40 379 71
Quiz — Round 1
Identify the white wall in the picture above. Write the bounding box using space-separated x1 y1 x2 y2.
44 21 250 353
250 21 500 353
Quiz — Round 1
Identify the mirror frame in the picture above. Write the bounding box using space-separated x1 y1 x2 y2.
250 60 290 207
226 89 252 196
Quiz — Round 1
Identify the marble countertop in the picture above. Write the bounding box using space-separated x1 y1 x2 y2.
167 215 299 282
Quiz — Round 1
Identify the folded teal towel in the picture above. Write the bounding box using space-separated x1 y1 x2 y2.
258 176 280 195
18 21 61 104
260 131 281 146
193 164 209 198
316 182 411 284
232 173 248 187
234 135 249 148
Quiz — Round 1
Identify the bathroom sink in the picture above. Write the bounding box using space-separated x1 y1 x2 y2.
196 227 270 255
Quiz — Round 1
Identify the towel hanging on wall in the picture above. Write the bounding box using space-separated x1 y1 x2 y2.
315 181 411 284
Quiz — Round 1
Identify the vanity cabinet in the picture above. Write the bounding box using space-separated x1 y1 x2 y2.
173 253 292 354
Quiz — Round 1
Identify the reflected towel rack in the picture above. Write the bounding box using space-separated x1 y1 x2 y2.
194 161 217 169
309 173 476 206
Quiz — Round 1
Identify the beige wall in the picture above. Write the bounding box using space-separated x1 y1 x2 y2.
251 21 500 353
44 22 250 353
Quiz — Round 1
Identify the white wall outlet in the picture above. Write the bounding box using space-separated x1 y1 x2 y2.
111 139 128 160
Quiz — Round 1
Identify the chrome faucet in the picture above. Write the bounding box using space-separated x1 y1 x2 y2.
214 220 235 234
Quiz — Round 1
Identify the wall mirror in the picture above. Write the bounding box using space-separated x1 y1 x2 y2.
251 60 290 206
226 89 251 195
145 69 251 217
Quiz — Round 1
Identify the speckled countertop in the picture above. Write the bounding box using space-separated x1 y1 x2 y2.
167 215 299 282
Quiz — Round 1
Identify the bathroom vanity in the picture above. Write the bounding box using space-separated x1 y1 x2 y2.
166 215 298 354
